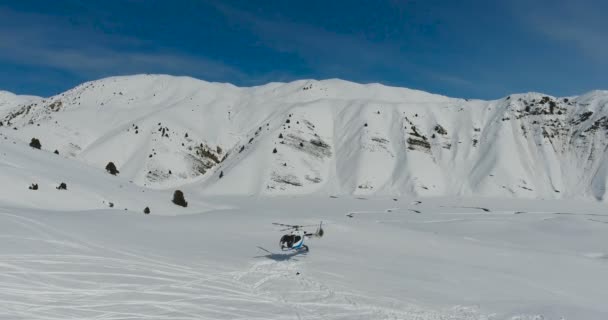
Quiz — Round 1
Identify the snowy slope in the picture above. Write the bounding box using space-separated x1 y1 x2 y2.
0 90 40 112
0 135 218 214
2 75 608 200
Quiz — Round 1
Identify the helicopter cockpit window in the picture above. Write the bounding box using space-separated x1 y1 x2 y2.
294 236 301 242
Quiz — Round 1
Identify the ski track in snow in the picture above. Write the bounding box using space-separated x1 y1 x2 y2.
0 211 496 320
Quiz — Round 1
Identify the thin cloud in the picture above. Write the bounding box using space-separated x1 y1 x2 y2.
0 7 246 82
510 0 608 63
212 1 478 90
213 2 404 71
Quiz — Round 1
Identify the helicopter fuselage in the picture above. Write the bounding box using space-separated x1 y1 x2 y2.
273 221 322 252
279 229 306 251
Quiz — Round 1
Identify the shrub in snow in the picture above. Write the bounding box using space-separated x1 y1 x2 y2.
54 150 59 154
172 190 188 207
56 182 67 190
144 207 150 214
279 133 283 139
105 162 119 175
29 138 41 149
299 142 304 147
28 183 38 190
219 171 224 179
434 124 448 135
109 202 114 208
273 148 278 154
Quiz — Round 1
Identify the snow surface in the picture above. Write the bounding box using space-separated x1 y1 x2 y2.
1 195 607 319
1 126 608 319
1 75 608 319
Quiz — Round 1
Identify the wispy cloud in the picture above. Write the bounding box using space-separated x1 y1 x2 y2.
510 0 608 63
0 7 246 82
0 2 493 97
212 2 475 89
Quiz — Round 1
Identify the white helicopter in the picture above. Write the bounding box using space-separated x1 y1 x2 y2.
273 222 324 252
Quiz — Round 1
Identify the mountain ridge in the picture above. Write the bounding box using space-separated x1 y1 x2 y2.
1 74 608 200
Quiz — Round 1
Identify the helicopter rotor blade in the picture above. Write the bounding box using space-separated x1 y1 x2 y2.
272 222 297 228
273 222 320 231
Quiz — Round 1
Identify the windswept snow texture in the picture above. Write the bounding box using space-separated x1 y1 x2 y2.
1 197 608 320
2 74 608 199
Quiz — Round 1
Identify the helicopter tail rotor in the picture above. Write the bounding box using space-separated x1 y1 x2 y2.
314 221 324 238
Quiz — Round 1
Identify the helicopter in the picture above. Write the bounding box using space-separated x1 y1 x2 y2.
273 222 324 252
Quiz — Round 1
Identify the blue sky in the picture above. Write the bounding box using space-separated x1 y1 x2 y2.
0 0 606 99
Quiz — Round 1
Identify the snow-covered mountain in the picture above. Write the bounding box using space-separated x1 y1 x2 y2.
2 74 608 200
0 90 40 112
2 75 608 320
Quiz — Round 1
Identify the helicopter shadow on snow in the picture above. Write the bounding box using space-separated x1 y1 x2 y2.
254 250 308 262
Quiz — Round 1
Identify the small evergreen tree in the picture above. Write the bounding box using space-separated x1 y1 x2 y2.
56 182 67 190
272 148 277 153
28 183 38 190
29 138 41 149
219 171 224 179
105 162 119 175
54 150 59 155
144 207 150 214
172 190 188 207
